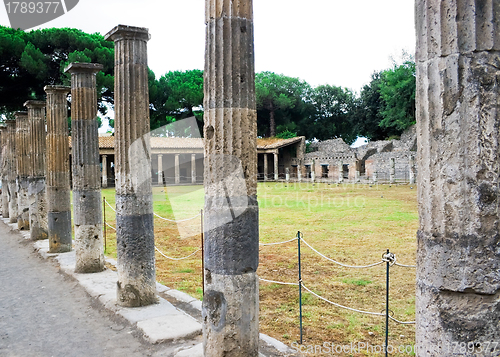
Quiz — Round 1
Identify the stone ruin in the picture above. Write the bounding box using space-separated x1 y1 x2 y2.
301 125 417 183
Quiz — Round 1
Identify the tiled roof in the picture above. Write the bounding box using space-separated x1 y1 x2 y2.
68 136 304 150
257 136 304 150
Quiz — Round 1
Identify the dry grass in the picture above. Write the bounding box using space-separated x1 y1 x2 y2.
100 182 418 356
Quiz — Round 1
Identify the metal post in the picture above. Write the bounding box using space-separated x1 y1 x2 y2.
385 248 391 357
298 231 303 344
103 197 107 252
201 208 204 296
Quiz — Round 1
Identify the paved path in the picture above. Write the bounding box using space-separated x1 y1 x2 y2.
0 223 173 357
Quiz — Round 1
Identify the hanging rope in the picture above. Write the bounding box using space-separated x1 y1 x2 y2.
259 277 299 286
154 246 201 261
301 238 385 269
153 212 202 223
259 237 298 246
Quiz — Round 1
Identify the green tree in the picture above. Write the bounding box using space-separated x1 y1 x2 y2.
149 69 204 132
307 84 358 143
378 59 416 133
353 72 394 141
256 71 313 137
0 26 114 115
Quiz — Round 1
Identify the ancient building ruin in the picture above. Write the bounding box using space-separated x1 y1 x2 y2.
297 126 417 183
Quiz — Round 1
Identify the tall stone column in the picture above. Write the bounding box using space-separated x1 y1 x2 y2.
5 119 17 223
311 160 316 182
297 164 302 182
285 167 290 182
409 155 415 184
65 63 104 273
191 154 196 184
157 154 163 185
24 101 48 240
15 111 30 230
174 154 180 184
263 153 268 181
273 152 279 181
0 126 9 218
105 25 157 307
389 157 395 184
203 0 259 355
416 1 500 354
101 155 108 188
45 85 72 253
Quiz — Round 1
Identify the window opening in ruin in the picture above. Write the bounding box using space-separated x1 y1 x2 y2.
321 164 329 178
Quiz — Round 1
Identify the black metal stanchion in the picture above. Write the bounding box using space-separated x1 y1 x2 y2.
298 231 303 344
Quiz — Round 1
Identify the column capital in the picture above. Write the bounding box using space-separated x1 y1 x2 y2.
105 24 150 42
14 111 28 120
102 154 108 158
44 85 71 95
64 62 103 75
23 101 45 109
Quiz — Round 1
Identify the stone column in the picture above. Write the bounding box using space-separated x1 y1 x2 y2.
157 154 163 185
101 155 108 188
5 119 17 223
0 126 9 218
372 171 377 184
175 154 180 184
105 25 157 307
389 157 395 184
263 153 268 181
311 160 316 182
338 162 343 183
416 1 500 354
65 63 104 273
297 164 302 182
15 112 30 230
409 155 415 184
355 170 360 183
24 101 48 240
285 167 290 182
273 152 279 181
45 85 72 253
203 0 259 354
191 154 196 184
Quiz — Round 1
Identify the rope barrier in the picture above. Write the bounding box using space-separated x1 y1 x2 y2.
389 316 416 325
105 222 116 231
259 277 299 286
155 246 201 261
300 238 385 269
153 211 202 223
259 237 298 246
104 198 116 212
301 284 384 317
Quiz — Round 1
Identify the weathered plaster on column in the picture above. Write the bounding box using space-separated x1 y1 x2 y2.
203 0 259 354
45 85 72 253
416 1 500 354
15 111 30 230
65 63 104 273
106 25 157 307
24 101 47 241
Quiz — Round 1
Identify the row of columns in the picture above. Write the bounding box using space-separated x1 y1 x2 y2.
157 153 198 185
0 0 496 353
262 152 279 181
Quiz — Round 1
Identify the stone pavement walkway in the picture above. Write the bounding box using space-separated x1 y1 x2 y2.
0 218 297 357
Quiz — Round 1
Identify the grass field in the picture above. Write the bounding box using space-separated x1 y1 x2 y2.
101 182 418 356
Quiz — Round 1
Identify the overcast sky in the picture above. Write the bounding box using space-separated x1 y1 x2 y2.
1 0 416 93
